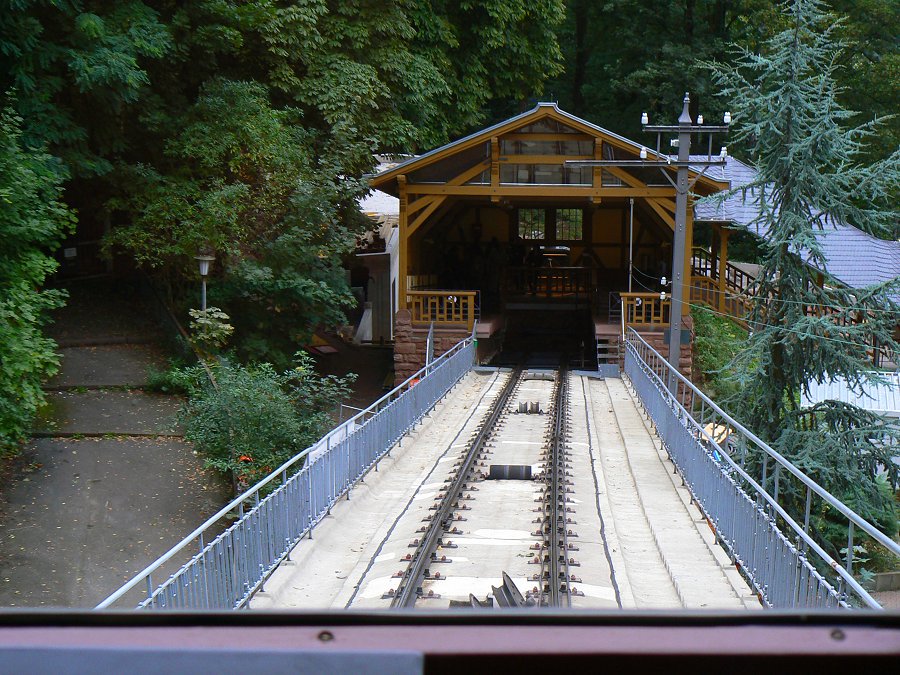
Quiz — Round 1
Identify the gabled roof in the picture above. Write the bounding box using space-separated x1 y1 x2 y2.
695 156 900 300
369 102 728 196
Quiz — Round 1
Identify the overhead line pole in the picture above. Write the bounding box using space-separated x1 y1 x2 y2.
566 92 729 393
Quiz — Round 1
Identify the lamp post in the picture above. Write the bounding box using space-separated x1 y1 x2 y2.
566 92 729 392
195 254 215 311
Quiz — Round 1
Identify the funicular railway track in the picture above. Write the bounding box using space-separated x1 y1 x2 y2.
542 369 573 607
388 367 575 609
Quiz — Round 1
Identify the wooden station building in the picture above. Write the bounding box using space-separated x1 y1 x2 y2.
366 103 737 383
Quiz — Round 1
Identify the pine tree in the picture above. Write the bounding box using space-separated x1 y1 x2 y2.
708 0 900 543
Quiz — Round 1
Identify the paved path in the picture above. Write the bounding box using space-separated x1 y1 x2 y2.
0 279 229 608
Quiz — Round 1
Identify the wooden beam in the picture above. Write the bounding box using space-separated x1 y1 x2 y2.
450 160 491 186
497 154 593 164
372 105 727 194
407 158 499 237
650 197 676 214
718 226 729 314
398 175 408 311
404 185 676 198
490 137 500 203
645 199 675 230
407 195 438 217
408 195 447 237
592 140 603 205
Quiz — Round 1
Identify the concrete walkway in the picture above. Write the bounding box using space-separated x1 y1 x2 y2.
0 279 229 608
254 372 758 611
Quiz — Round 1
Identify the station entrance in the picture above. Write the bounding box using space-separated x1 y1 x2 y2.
369 103 734 383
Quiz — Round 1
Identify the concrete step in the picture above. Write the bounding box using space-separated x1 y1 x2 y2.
45 344 168 389
34 390 182 437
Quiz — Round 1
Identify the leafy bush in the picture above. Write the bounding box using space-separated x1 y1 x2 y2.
180 353 354 491
0 107 74 455
144 360 201 396
188 306 234 353
691 304 748 403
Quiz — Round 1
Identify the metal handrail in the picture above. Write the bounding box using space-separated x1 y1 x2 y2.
96 336 476 610
624 327 899 609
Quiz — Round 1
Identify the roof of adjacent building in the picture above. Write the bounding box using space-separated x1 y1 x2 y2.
694 156 900 298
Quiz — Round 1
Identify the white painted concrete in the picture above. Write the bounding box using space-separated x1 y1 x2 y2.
252 369 757 612
251 370 506 609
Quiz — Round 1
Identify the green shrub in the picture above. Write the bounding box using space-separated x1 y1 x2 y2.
180 354 353 491
0 108 75 455
144 360 201 396
692 304 748 403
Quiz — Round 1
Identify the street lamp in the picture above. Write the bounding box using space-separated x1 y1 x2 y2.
195 254 215 311
567 93 729 392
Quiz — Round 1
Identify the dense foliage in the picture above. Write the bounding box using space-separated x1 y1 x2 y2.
0 107 74 454
545 0 898 170
691 304 747 403
0 0 567 366
180 353 353 490
707 0 900 544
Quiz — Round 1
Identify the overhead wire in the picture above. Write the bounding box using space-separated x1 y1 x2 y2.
627 267 899 315
621 275 892 350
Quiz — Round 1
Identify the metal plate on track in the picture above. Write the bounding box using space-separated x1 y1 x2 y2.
488 464 533 480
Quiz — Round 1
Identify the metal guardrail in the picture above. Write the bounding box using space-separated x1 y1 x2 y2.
802 371 900 417
96 336 476 610
624 328 899 609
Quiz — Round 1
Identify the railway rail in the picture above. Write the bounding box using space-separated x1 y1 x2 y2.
387 368 581 609
389 368 523 608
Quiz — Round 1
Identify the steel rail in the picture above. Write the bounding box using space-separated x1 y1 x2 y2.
546 369 572 607
624 328 896 609
625 327 899 557
391 369 522 608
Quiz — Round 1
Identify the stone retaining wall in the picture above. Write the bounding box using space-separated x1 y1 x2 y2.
393 309 471 385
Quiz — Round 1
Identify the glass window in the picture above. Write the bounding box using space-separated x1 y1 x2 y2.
499 140 593 155
518 208 545 240
500 164 591 185
556 209 583 241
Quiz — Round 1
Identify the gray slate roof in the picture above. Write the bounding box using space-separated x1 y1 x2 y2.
694 156 900 299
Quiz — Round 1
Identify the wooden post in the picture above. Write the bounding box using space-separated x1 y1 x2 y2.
718 226 729 314
490 137 500 203
398 174 408 310
592 140 603 205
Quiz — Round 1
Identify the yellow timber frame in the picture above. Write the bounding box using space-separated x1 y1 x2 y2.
371 103 729 323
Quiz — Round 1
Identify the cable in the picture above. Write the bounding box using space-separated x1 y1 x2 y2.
668 296 893 350
631 269 900 315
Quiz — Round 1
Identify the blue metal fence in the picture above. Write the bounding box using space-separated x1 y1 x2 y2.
97 325 897 611
96 337 476 610
624 328 899 609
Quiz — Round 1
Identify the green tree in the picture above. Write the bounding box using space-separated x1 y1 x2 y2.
708 0 900 542
0 106 75 453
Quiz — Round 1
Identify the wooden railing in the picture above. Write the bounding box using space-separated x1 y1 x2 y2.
407 290 478 331
690 275 749 323
691 247 753 323
691 247 755 296
621 292 671 330
504 266 594 300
